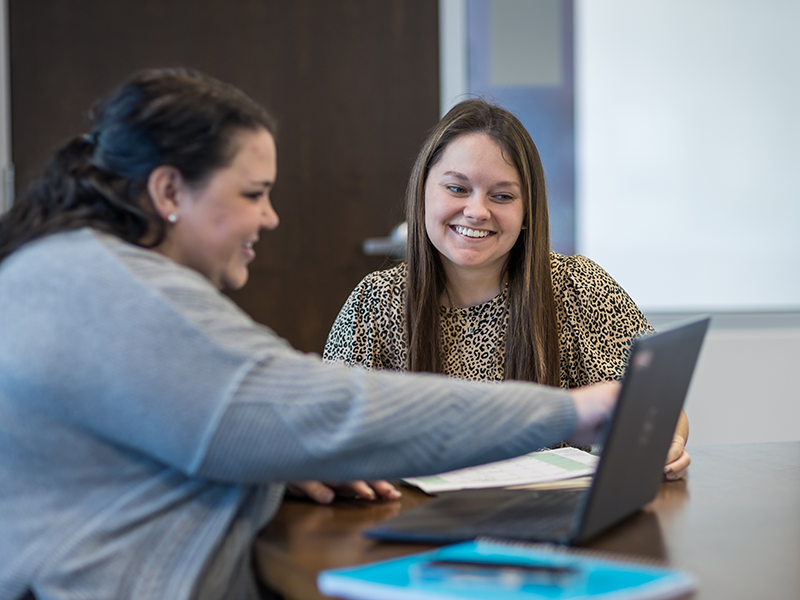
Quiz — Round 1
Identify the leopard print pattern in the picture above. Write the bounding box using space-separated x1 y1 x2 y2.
323 252 653 389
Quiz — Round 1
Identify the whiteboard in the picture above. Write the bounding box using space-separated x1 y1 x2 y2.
575 0 800 311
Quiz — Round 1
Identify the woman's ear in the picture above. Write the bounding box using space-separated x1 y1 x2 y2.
147 166 185 223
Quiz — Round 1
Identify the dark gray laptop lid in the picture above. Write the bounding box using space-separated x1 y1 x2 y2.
571 316 710 543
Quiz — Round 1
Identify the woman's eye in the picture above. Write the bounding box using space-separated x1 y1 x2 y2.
244 192 264 201
446 185 467 194
494 194 514 202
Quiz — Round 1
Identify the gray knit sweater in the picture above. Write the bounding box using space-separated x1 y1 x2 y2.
0 229 576 600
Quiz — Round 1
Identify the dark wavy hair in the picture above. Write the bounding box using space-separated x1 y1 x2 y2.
0 68 276 263
404 99 560 385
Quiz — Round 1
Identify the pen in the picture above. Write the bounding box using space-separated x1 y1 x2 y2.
412 557 580 588
425 558 577 577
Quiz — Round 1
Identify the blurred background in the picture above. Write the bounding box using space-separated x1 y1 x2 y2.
1 0 798 445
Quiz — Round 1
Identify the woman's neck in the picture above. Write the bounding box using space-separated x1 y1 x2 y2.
441 266 505 308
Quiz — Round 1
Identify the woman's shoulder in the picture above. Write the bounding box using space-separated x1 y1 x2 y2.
550 251 607 277
338 262 407 322
550 250 651 330
0 227 233 322
352 262 407 304
4 227 103 262
1 228 160 285
550 251 618 292
359 262 407 289
325 263 408 366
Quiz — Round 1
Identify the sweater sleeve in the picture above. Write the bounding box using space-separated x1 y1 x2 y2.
198 355 577 483
0 231 577 486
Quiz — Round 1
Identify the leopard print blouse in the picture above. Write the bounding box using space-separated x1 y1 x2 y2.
323 252 653 389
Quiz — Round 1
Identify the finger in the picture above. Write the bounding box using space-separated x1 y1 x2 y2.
664 449 691 481
327 481 377 500
342 480 377 500
290 480 336 504
369 480 402 500
664 440 683 465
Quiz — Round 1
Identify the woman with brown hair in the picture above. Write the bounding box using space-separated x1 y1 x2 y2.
324 99 690 482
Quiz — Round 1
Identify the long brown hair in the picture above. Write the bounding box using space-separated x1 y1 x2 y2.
404 99 559 385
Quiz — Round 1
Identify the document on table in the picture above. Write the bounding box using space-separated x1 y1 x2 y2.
403 447 598 494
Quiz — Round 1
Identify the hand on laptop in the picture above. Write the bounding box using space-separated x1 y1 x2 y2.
286 480 402 504
567 381 620 447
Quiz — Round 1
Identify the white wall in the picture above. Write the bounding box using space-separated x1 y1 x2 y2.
576 0 800 312
649 313 800 446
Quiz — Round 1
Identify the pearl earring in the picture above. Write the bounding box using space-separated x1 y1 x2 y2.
167 213 179 224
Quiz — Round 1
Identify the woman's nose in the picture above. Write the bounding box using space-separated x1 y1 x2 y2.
462 195 491 221
262 198 280 230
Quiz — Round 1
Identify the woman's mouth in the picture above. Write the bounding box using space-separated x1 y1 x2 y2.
451 225 493 238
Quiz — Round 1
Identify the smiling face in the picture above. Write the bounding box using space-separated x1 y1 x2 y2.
424 132 525 287
154 128 279 290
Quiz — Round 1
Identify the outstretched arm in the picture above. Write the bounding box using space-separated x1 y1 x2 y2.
288 380 621 505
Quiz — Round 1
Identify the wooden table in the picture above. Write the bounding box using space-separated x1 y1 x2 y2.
254 442 800 599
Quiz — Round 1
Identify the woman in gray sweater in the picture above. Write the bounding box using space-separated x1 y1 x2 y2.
0 69 616 600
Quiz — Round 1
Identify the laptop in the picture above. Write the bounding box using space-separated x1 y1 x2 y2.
366 317 710 546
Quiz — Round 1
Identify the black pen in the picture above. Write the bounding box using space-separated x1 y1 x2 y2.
424 558 577 576
413 557 581 588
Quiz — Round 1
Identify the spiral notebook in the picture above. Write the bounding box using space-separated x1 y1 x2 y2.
318 538 697 600
366 317 710 546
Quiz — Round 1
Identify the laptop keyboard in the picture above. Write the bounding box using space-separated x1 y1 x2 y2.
365 487 589 543
470 489 584 540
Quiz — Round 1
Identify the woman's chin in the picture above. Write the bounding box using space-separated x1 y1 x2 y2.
221 269 250 291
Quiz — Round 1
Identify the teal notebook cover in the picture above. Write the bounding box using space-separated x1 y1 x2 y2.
317 539 696 600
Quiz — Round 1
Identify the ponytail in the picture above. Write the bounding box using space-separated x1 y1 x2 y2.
0 135 160 263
